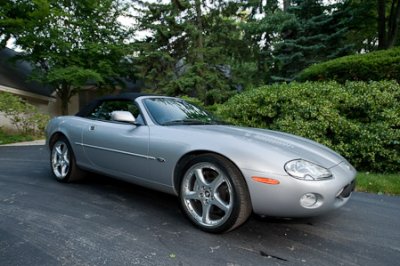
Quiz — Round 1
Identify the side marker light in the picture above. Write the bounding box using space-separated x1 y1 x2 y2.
252 176 280 185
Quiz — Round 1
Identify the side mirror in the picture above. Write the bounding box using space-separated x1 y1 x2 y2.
111 111 136 124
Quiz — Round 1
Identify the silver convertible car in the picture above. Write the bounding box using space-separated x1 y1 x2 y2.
46 93 356 233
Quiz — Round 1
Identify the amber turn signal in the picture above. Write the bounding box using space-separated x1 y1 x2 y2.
251 176 280 185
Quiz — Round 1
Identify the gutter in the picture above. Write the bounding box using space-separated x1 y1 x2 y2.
0 84 56 103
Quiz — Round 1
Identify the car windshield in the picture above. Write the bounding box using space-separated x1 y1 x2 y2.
144 98 223 126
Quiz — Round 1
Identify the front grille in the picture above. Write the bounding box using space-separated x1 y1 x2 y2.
339 180 356 198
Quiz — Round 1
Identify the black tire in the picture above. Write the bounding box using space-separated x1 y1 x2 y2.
179 153 252 233
50 137 85 182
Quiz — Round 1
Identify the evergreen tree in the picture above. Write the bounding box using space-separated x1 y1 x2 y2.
271 0 353 81
339 0 377 52
240 0 292 84
134 0 246 105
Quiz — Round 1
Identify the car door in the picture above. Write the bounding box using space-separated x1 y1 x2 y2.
81 100 150 180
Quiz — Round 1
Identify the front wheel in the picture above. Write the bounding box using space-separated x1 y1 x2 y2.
179 154 252 233
50 137 85 182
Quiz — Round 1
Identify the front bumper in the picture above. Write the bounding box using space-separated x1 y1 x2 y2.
243 161 357 217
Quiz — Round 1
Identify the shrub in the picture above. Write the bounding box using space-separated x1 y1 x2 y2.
216 81 400 172
0 92 50 135
297 47 400 83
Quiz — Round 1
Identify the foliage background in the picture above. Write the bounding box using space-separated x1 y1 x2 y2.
217 81 400 173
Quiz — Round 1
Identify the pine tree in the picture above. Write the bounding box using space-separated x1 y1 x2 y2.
271 0 353 81
240 0 292 84
134 0 246 105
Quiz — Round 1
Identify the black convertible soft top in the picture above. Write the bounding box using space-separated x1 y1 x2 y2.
76 92 150 117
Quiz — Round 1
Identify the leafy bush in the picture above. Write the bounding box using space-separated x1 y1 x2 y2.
297 47 400 83
0 92 50 135
216 81 400 172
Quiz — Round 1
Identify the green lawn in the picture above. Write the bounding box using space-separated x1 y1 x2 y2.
356 172 400 195
0 129 35 145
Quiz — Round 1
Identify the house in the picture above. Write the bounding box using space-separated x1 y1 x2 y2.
0 48 58 131
0 48 142 131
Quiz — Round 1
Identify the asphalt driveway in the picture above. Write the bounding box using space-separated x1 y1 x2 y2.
0 145 399 265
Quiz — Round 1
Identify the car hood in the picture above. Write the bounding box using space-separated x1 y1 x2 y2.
177 125 346 168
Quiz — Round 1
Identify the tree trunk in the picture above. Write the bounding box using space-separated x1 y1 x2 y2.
377 0 387 49
194 0 204 62
283 0 291 12
387 0 400 48
57 83 71 115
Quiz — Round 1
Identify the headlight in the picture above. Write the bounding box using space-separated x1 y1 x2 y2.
284 159 332 181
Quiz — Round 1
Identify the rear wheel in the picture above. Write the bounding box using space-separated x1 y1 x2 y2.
50 137 85 182
179 154 252 233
